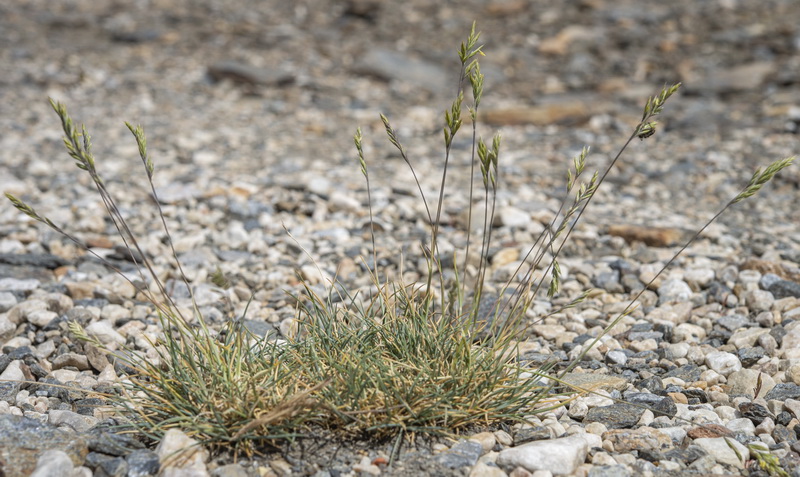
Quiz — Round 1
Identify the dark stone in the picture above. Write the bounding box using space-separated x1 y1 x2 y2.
624 392 677 418
95 456 128 477
759 273 783 290
463 292 514 342
621 274 644 292
773 424 796 444
29 378 68 400
609 259 637 274
28 363 49 378
707 282 735 305
84 452 112 470
125 449 160 476
593 270 623 293
770 325 786 347
0 354 11 374
585 403 645 429
432 439 482 469
738 347 767 367
64 307 97 327
704 337 726 348
681 388 708 404
663 445 707 464
513 426 552 445
242 319 275 338
707 329 732 343
111 29 162 44
764 383 800 401
636 376 664 393
776 411 793 427
41 314 68 332
767 279 800 299
0 381 21 403
0 253 69 269
0 264 53 283
75 398 106 416
637 448 663 462
628 331 664 342
739 402 773 425
0 414 88 476
88 429 145 456
632 350 660 362
573 334 593 345
519 351 562 367
630 323 653 332
7 345 35 361
207 61 295 87
663 364 702 382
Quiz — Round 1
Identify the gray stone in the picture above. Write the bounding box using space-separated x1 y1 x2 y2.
764 383 800 401
759 273 783 290
48 410 98 433
767 279 800 299
584 403 645 429
561 372 628 393
126 449 160 477
207 60 294 87
242 319 276 338
88 429 146 456
513 426 552 445
353 47 448 93
51 352 91 371
683 61 775 94
0 380 20 403
0 414 88 476
737 347 766 367
94 455 128 477
433 439 483 469
663 364 702 382
716 314 752 332
0 253 69 269
624 393 677 418
0 278 40 291
592 270 625 293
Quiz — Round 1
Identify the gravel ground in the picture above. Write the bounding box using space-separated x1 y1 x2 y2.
1 0 800 476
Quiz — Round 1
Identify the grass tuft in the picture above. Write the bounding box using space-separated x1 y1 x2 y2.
4 23 794 459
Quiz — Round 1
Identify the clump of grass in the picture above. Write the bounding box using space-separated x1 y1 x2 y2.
5 22 794 458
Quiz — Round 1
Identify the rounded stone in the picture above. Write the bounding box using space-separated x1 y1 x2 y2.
705 351 742 376
657 279 693 305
